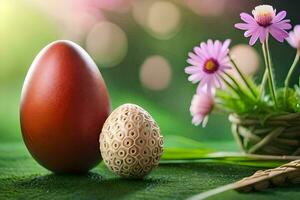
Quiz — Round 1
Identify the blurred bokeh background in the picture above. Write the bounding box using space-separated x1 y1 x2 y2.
1 0 300 149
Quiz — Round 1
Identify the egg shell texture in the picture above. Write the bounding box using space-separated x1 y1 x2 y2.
100 103 164 178
20 40 110 173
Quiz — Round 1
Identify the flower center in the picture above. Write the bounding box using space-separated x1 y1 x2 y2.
252 5 275 27
203 58 219 74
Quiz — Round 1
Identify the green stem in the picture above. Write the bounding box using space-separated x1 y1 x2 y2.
223 72 253 99
284 53 300 103
229 54 257 98
220 75 240 95
224 72 240 89
258 69 268 101
262 38 277 107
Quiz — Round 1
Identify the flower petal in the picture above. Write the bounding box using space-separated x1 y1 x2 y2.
200 42 211 59
240 13 256 24
194 47 207 60
294 25 300 34
286 25 300 50
244 29 255 37
207 39 214 56
216 39 230 60
286 35 297 48
274 21 292 30
212 74 222 88
187 58 202 66
215 39 231 62
221 39 231 53
185 66 200 74
188 73 202 83
197 80 206 93
278 19 291 24
272 11 287 23
192 115 203 126
188 52 203 62
259 29 268 43
269 26 289 42
214 40 222 59
205 76 216 94
235 23 250 30
249 29 261 45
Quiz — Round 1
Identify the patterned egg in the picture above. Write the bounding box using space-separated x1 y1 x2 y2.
99 103 163 178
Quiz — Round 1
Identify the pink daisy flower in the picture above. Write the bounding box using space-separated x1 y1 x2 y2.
190 90 214 127
185 39 231 94
235 5 292 45
286 25 300 51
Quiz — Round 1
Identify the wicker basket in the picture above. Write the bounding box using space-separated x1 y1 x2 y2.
229 113 300 156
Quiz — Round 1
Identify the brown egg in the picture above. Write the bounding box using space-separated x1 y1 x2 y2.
20 40 110 173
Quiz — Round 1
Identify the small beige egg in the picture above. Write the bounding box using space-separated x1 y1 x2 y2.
99 103 164 178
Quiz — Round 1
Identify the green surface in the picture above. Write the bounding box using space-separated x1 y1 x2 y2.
0 142 254 200
208 186 300 200
1 142 300 200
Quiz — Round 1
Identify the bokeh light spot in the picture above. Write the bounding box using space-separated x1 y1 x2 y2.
184 0 226 17
86 21 128 68
29 0 105 43
147 1 182 39
61 11 105 43
132 0 181 40
230 44 260 77
132 0 153 27
94 0 131 13
140 55 172 91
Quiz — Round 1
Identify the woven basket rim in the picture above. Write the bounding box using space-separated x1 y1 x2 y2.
229 112 300 156
229 112 300 127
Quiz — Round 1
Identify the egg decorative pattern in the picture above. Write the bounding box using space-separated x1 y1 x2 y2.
100 104 163 178
20 40 110 173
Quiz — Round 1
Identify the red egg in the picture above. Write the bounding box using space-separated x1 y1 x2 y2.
20 40 110 173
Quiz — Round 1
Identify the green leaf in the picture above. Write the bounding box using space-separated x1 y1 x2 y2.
277 87 300 112
162 148 289 168
162 135 290 168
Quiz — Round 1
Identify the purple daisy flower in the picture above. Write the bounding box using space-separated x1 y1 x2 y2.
286 25 300 51
235 5 292 45
185 39 231 94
